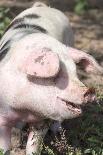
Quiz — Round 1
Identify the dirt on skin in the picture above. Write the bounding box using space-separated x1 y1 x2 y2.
10 9 103 155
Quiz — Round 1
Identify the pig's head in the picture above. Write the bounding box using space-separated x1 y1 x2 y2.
4 34 102 122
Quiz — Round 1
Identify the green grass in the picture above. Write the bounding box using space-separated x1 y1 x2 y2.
42 103 103 155
0 149 4 155
74 0 89 15
0 7 11 38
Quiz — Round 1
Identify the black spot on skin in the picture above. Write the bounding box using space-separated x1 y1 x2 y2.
4 14 40 34
0 47 10 60
4 18 24 34
14 23 47 34
24 14 40 19
0 40 10 52
0 40 11 60
4 15 47 34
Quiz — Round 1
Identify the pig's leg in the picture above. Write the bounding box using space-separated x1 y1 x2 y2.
26 122 49 155
0 125 11 154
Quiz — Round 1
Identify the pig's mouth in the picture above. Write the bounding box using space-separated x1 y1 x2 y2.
66 101 81 114
58 97 82 114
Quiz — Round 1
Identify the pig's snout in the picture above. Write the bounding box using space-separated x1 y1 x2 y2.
83 87 96 103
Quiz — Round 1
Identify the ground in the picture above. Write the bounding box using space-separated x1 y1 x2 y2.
2 9 103 155
68 9 103 91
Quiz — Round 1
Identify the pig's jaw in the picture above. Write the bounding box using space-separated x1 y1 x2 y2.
57 97 82 116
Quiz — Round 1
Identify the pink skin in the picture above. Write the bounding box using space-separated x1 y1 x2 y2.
0 33 102 154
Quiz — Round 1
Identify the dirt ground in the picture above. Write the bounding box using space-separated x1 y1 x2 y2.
67 9 103 91
9 9 103 155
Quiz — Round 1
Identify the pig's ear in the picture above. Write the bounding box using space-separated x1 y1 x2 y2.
68 47 103 74
22 48 60 78
32 2 47 7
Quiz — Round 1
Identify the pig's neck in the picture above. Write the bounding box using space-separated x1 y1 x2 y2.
0 62 25 102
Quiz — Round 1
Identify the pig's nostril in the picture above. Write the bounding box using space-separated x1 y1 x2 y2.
84 87 96 103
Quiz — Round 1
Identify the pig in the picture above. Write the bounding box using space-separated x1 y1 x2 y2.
0 2 103 154
0 0 75 139
0 1 74 134
0 33 103 154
